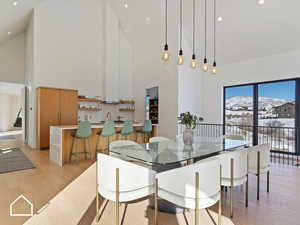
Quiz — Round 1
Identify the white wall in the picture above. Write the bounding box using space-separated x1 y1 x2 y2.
202 49 300 124
178 33 203 117
33 0 104 97
25 0 105 148
132 32 179 138
0 33 25 84
25 14 35 147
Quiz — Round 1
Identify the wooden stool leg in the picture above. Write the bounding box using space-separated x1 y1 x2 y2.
70 137 76 162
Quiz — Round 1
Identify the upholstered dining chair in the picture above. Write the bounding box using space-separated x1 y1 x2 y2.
96 153 156 225
247 143 271 200
149 136 171 143
155 158 222 225
217 149 248 218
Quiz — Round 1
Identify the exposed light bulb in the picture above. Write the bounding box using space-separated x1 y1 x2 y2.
191 54 197 69
258 0 264 5
13 1 18 6
217 16 223 22
124 3 128 8
161 44 170 62
177 50 184 65
212 62 217 74
202 58 208 72
162 51 170 62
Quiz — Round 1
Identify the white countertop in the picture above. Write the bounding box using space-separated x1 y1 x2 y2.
51 122 157 130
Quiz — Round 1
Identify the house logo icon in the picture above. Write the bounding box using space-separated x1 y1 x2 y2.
10 195 34 217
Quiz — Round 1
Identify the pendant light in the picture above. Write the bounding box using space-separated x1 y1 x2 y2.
202 0 208 72
190 0 197 69
177 0 184 65
212 0 217 74
162 0 170 61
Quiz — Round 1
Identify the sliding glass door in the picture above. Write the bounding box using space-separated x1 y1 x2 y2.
225 85 254 141
257 80 296 154
224 79 298 156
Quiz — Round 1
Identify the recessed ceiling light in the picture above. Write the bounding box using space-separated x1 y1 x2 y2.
7 32 11 35
145 17 151 24
258 0 264 5
13 1 19 6
217 16 223 22
124 3 128 8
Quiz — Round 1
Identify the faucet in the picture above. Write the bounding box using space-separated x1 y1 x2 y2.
106 112 112 121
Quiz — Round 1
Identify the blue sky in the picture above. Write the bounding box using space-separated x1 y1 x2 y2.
226 80 295 101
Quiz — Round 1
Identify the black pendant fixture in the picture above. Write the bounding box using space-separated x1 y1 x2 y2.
212 0 217 74
190 0 197 69
202 0 208 72
161 0 170 61
177 0 184 65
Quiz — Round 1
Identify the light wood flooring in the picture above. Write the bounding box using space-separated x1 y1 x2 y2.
0 135 93 225
1 135 300 225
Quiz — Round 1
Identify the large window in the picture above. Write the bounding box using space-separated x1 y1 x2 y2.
224 79 298 155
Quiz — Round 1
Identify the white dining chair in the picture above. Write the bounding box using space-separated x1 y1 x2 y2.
155 158 221 225
247 143 271 200
222 134 244 140
217 149 248 218
149 136 171 143
96 153 156 225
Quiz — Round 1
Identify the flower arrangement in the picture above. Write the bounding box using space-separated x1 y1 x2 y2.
178 112 204 130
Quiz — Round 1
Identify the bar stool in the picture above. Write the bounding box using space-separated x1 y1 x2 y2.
118 120 134 140
96 121 116 154
136 120 152 143
70 121 92 162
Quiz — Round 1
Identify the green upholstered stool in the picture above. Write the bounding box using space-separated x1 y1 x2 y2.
136 120 152 143
70 121 92 162
117 120 134 140
96 121 116 154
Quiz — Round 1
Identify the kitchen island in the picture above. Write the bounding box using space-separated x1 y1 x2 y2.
50 122 158 167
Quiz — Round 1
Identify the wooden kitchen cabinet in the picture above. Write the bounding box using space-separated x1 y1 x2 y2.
37 87 78 149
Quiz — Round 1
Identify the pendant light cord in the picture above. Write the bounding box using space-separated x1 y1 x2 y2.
204 0 207 58
180 0 183 51
214 0 216 62
165 0 168 44
193 0 195 54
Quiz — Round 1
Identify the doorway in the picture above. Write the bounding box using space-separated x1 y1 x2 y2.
146 87 159 124
0 82 24 141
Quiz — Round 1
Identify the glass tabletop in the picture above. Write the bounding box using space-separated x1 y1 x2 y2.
110 137 249 165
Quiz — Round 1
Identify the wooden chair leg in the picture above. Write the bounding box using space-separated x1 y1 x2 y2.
70 137 76 162
84 139 87 160
96 135 100 152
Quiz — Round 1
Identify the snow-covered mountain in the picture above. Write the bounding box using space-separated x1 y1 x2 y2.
226 96 290 110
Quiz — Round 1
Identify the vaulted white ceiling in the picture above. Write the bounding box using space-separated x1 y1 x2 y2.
0 0 44 44
1 0 300 65
108 0 300 64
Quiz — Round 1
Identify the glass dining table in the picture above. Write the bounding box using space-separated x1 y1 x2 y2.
110 136 249 213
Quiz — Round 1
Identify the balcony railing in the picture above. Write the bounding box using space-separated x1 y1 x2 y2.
178 123 300 166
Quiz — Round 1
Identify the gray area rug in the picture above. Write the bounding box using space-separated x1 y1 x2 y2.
0 148 35 174
0 135 16 140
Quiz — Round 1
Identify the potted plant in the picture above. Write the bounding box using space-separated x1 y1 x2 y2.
178 112 203 145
